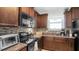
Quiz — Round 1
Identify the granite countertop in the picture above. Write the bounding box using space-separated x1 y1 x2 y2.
33 33 75 39
2 43 27 51
33 35 42 38
42 35 75 39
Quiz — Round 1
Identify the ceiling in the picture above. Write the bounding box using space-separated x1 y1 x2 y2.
34 7 70 18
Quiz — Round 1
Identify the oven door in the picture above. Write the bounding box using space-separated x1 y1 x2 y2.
27 42 35 51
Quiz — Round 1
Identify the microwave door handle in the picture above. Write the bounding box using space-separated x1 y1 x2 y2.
15 37 17 43
0 40 3 50
16 36 19 43
2 40 5 47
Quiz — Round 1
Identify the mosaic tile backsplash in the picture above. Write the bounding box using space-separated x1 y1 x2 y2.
0 27 18 34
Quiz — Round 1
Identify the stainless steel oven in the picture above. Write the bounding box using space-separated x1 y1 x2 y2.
19 32 38 51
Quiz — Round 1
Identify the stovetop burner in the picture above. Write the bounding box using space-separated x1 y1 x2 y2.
26 39 35 44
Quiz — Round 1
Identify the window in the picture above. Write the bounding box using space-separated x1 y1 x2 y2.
48 17 65 31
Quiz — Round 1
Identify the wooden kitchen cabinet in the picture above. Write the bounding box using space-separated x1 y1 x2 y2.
71 7 79 20
64 11 72 28
66 38 74 51
64 7 79 28
42 36 74 51
0 7 19 26
20 7 30 15
54 37 73 51
54 37 65 51
29 7 34 17
37 14 48 28
42 36 55 50
20 7 34 17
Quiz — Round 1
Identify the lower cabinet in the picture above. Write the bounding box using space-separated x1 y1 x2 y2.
67 38 74 51
42 36 55 51
42 36 74 51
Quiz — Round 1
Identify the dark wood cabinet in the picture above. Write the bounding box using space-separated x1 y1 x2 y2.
20 7 30 15
37 14 48 28
0 7 48 27
42 36 55 50
0 7 19 26
54 37 74 51
29 7 34 17
20 7 34 17
66 38 74 51
71 7 79 20
42 36 74 51
64 11 72 28
64 7 79 28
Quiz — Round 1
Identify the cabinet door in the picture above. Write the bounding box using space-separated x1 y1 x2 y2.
43 36 54 51
37 14 48 28
0 7 19 26
67 38 74 51
0 8 8 24
71 7 79 20
21 7 30 15
54 37 65 51
42 14 48 28
21 7 26 13
7 7 19 26
21 7 35 17
37 15 42 28
29 7 34 17
64 11 72 28
54 37 74 51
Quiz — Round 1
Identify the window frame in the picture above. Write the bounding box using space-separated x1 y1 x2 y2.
47 17 65 31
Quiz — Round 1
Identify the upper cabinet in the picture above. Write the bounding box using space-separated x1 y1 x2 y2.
0 7 47 28
20 7 30 15
20 7 34 18
64 7 79 28
29 7 34 17
64 11 72 28
37 14 48 28
71 7 79 20
0 7 19 27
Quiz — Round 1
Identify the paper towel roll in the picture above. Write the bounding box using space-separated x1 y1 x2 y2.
34 41 38 51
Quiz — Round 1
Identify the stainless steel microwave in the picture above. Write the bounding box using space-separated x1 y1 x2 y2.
0 34 19 50
20 12 35 28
